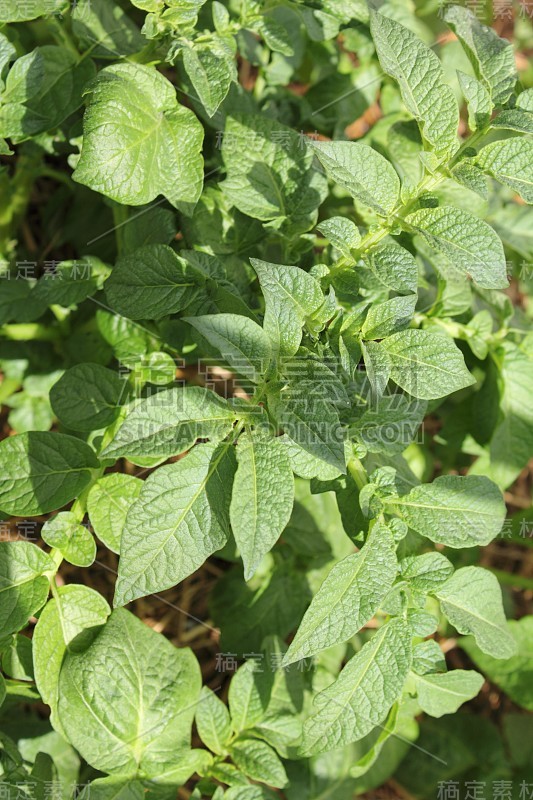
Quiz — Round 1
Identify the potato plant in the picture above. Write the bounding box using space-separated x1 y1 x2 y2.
0 0 532 798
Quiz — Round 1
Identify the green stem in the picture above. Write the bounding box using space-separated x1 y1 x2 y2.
0 323 60 341
347 457 368 491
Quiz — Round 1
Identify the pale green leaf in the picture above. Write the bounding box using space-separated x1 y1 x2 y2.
228 659 271 733
195 686 232 755
435 566 517 659
186 314 271 383
230 737 288 788
33 584 111 735
221 115 327 232
362 294 417 340
73 63 204 213
0 542 54 638
301 618 412 755
284 524 397 665
476 138 533 204
311 140 400 216
114 442 235 605
182 36 236 116
492 108 533 134
406 206 507 289
414 670 484 717
400 552 454 592
380 329 474 400
41 511 96 567
87 473 143 554
317 216 361 260
230 433 294 580
370 12 459 154
57 608 201 774
250 258 324 357
457 71 492 131
0 432 99 516
102 386 236 460
387 475 505 548
444 5 517 106
365 243 418 294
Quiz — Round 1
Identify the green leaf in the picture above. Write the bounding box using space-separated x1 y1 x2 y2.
72 0 145 59
114 441 235 605
316 217 361 259
284 524 397 665
387 475 505 548
460 616 533 711
0 542 54 638
195 686 231 755
406 206 507 289
362 294 417 340
451 161 488 200
365 244 418 294
186 314 271 383
492 108 533 134
279 435 343 481
57 608 201 774
230 433 294 580
471 341 533 489
105 244 201 320
41 511 96 567
476 138 533 204
435 566 516 659
50 363 125 432
310 140 400 216
400 552 454 592
0 46 95 142
301 618 412 755
87 473 143 554
73 63 204 213
414 670 484 717
444 5 517 106
0 0 66 21
270 386 346 473
370 12 458 154
221 114 327 232
380 329 474 400
102 386 236 460
457 71 492 131
230 737 288 788
182 35 236 117
0 432 99 516
228 659 271 733
412 639 447 675
251 258 324 357
33 584 111 734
